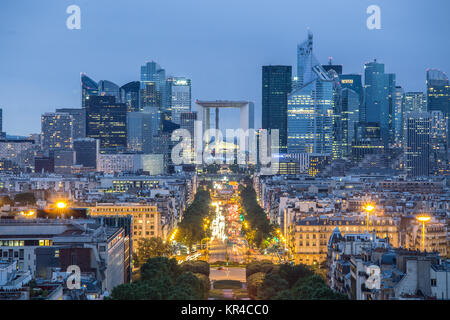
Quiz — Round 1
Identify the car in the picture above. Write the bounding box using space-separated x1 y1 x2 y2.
217 266 224 270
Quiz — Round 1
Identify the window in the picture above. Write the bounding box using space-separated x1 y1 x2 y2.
431 279 437 287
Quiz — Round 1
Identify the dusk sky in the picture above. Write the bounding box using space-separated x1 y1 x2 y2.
0 0 449 135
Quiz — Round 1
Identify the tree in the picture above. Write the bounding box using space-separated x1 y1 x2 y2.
258 273 289 300
247 272 266 299
108 257 210 300
180 260 210 277
136 237 173 267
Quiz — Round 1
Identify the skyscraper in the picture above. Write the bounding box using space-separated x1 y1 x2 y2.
127 111 153 153
262 65 292 153
393 86 404 145
86 96 127 152
81 74 99 109
430 110 448 175
340 74 364 125
140 61 167 111
404 92 427 113
364 60 396 146
98 80 120 102
167 77 192 125
322 57 343 75
341 88 360 157
120 81 141 112
404 112 431 177
288 32 333 155
427 69 450 141
55 108 86 140
41 112 73 155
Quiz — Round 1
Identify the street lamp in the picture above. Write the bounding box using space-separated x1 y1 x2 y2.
55 201 67 218
417 215 431 252
364 204 375 232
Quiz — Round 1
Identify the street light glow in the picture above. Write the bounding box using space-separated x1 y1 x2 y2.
56 201 67 209
417 215 431 222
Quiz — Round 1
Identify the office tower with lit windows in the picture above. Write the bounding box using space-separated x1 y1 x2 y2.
340 74 363 121
85 96 127 152
41 112 73 155
262 65 292 154
393 86 404 145
404 112 431 177
167 77 192 124
341 88 360 157
55 108 86 140
120 81 141 112
364 60 396 146
140 61 167 111
427 69 450 141
430 110 448 175
351 122 384 163
288 31 333 155
81 74 99 109
404 92 427 113
98 80 120 102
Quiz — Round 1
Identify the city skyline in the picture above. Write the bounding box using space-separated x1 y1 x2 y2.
1 0 449 135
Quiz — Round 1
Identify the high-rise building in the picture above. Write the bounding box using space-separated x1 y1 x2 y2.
322 57 343 75
55 108 86 140
341 88 360 157
41 112 73 155
364 60 396 146
120 81 140 112
81 74 99 109
73 138 99 168
167 77 192 124
340 74 363 121
430 110 448 175
140 61 167 111
98 80 120 102
351 122 384 163
427 69 450 141
404 92 427 113
86 96 127 152
126 111 153 153
262 65 292 153
393 86 404 145
288 32 333 155
404 112 431 177
180 111 197 162
53 150 75 174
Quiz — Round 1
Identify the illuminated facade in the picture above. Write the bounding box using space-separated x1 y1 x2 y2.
41 112 73 155
289 216 400 266
86 96 127 152
288 31 333 155
81 74 99 109
404 112 431 177
167 77 191 124
88 204 162 251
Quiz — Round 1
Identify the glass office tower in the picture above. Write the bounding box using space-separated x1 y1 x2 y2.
427 69 450 142
85 96 127 152
288 32 333 155
120 81 141 112
262 65 292 153
81 74 99 109
364 60 396 146
167 77 192 125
